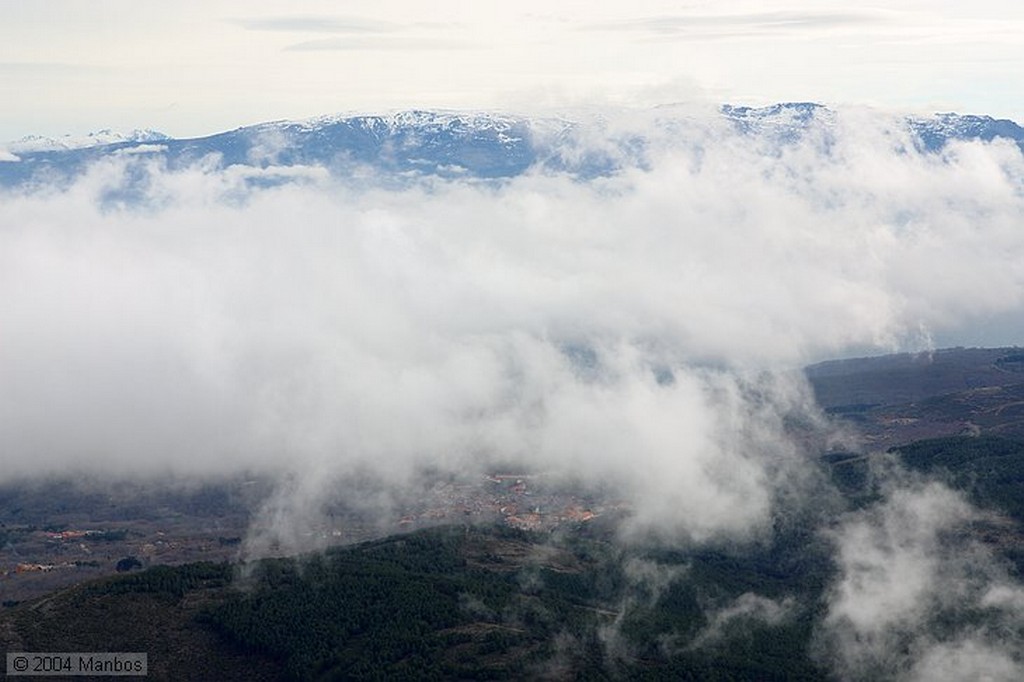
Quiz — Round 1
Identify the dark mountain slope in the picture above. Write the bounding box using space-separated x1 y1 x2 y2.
807 347 1024 447
2 525 832 681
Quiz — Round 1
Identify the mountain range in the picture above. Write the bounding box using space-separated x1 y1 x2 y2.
2 103 1023 188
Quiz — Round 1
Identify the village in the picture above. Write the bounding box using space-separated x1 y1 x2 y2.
396 473 606 532
1 471 618 604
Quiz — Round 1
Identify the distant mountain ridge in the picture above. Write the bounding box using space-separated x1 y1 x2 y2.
2 103 1023 188
7 128 170 154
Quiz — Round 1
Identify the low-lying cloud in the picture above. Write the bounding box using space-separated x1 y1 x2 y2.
2 108 1024 547
817 475 1024 680
691 592 796 648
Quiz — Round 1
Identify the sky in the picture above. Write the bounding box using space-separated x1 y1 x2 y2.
3 0 1024 141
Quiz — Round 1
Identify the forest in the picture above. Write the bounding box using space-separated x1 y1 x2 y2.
2 434 1022 680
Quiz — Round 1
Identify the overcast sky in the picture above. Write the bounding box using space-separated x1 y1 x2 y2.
2 0 1024 140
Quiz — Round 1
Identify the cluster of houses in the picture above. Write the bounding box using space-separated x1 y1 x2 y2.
394 473 601 532
7 561 76 575
42 529 101 541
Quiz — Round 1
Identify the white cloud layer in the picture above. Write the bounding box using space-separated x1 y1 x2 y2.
1 108 1023 549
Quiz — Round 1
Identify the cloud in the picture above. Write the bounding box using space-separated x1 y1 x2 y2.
284 36 478 52
1 107 1024 553
230 15 400 34
816 477 1024 680
587 10 892 41
598 557 687 662
113 144 168 156
226 13 475 53
691 592 795 648
0 62 94 76
909 639 1023 682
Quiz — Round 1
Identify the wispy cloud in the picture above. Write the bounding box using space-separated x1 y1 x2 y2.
590 10 892 40
285 36 478 52
230 15 399 34
0 62 98 75
228 14 475 52
816 477 1024 680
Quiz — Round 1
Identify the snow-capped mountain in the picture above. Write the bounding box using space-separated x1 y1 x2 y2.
1 105 1022 189
906 112 1024 152
7 129 170 154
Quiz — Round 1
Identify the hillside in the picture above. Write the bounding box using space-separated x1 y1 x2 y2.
4 348 1024 679
807 347 1024 447
4 428 1024 681
1 524 833 681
